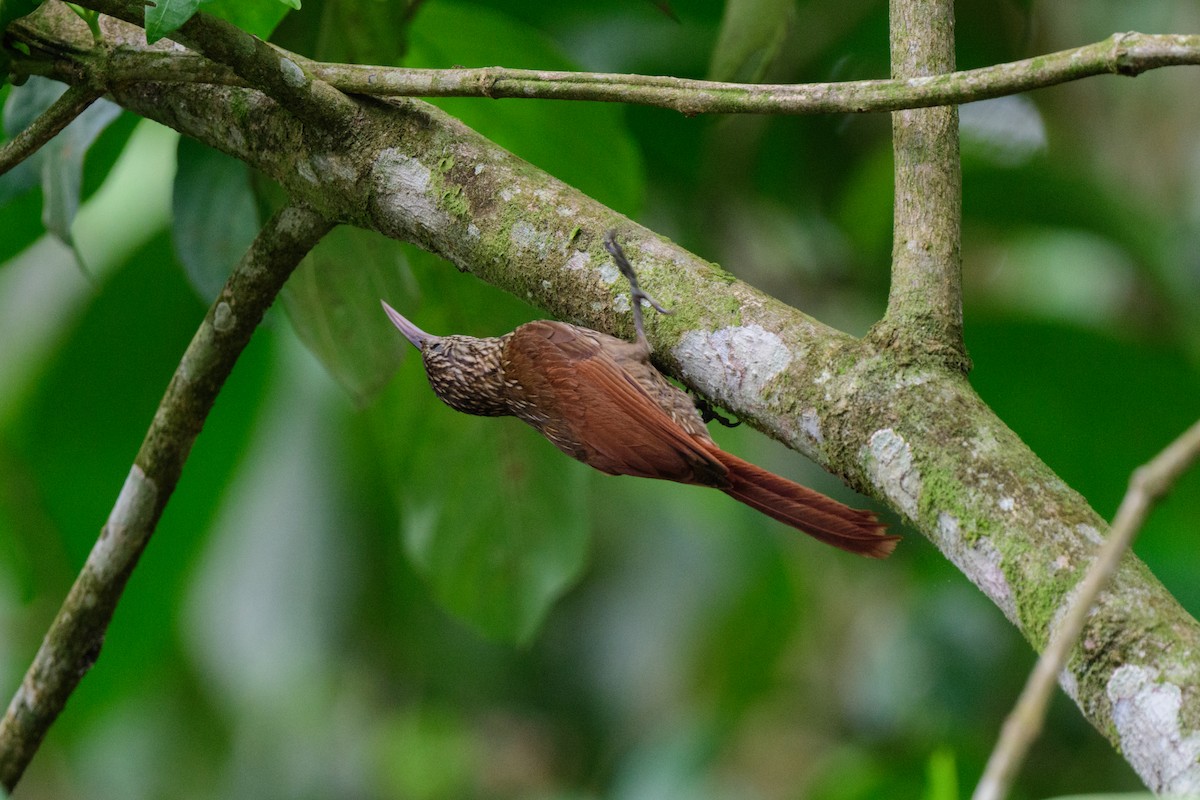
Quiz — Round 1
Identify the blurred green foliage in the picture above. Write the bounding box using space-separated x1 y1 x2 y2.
1 1 1199 798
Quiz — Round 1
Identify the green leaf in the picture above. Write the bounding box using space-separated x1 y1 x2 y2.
40 90 122 249
368 248 591 644
281 226 414 404
0 74 59 205
0 77 122 251
270 0 412 66
143 0 202 43
707 0 795 82
379 355 590 644
171 136 260 301
204 0 291 38
406 1 644 214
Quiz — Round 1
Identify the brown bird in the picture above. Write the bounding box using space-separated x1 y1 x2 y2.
382 232 898 558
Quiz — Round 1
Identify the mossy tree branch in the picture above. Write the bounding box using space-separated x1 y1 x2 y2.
4 4 1200 794
975 417 1200 800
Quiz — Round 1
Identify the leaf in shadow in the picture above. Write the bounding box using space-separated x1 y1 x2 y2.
282 226 415 404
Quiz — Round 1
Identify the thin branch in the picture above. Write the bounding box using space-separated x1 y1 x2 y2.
0 83 103 176
873 0 966 366
0 203 335 793
10 28 1200 117
973 418 1200 800
305 31 1200 115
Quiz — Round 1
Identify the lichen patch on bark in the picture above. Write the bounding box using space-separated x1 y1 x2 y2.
672 325 792 411
864 428 921 519
1107 664 1200 793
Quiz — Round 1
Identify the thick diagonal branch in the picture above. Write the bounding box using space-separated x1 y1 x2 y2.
0 203 334 792
974 418 1200 800
7 8 1200 794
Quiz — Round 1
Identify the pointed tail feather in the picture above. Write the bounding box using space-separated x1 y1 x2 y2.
713 450 899 558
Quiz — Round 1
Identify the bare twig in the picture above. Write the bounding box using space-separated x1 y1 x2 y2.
298 32 1200 117
0 204 335 793
973 419 1200 800
0 84 104 176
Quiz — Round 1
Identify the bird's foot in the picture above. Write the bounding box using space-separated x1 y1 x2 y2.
603 230 672 351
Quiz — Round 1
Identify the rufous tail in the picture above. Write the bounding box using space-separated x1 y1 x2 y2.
713 450 899 558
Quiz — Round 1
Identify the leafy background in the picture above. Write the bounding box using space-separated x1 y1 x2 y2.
1 0 1199 798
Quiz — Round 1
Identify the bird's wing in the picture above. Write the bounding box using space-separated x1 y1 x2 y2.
506 322 726 485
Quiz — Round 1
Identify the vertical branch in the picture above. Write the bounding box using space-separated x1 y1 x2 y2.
874 0 967 368
0 203 335 793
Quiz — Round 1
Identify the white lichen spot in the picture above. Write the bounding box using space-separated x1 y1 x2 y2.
279 57 306 88
541 280 552 291
800 408 824 444
309 152 356 183
672 325 793 407
1076 523 1105 545
936 512 1017 623
1052 554 1070 571
296 159 317 184
813 369 833 385
94 466 158 584
589 301 603 313
474 164 485 175
1108 665 1200 793
510 220 538 250
864 428 921 520
598 261 620 285
564 250 589 271
467 223 480 238
371 149 451 237
500 187 517 202
556 205 574 217
213 301 235 333
896 371 933 388
998 496 1014 512
613 294 631 313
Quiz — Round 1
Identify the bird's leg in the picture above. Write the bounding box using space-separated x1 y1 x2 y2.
603 231 672 354
692 393 742 428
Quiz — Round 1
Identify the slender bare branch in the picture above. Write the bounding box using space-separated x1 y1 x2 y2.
974 418 1200 800
0 84 103 176
0 203 335 793
304 32 1200 115
9 25 1200 117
